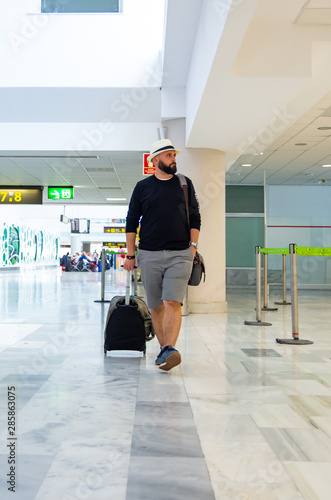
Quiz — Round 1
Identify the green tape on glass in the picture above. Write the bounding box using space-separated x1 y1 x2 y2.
296 247 331 257
259 248 289 255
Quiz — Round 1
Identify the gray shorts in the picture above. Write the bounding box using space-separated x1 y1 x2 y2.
137 248 194 309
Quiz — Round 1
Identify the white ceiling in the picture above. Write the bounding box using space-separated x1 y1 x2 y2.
0 151 145 205
0 0 203 205
2 0 331 203
226 91 331 186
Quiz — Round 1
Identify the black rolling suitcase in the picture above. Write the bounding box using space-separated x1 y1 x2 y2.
104 271 154 355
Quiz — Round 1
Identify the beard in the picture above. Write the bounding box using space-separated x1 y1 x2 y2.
158 159 177 175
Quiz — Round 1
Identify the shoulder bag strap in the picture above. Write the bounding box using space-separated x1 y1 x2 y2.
177 174 190 230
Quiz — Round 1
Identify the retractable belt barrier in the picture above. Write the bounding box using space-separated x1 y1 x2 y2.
259 248 289 255
244 246 289 326
258 248 291 307
244 246 272 327
244 244 329 345
296 247 331 257
276 244 313 345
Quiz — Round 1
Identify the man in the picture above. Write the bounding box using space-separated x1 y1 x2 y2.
124 138 201 371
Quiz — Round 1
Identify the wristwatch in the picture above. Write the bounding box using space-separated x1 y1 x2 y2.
189 241 198 249
126 255 135 260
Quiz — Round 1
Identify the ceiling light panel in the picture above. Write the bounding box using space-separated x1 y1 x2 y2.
99 189 124 196
86 171 119 183
79 158 111 169
85 168 114 173
45 158 82 170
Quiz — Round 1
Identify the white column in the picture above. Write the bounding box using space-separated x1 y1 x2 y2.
164 118 227 313
70 235 82 255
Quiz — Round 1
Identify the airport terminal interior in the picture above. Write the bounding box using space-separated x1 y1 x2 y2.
3 0 331 499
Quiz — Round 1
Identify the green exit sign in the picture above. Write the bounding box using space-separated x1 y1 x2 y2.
48 187 74 200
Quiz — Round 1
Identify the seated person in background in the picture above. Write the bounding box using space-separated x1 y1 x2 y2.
78 252 91 263
97 252 111 271
60 252 69 266
89 252 99 271
64 256 75 272
72 252 80 265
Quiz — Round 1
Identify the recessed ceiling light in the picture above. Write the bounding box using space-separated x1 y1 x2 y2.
322 164 331 167
305 173 314 176
241 164 252 167
106 198 127 201
318 127 331 130
295 143 307 146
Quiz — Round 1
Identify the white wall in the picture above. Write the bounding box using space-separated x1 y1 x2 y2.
2 0 164 87
185 0 232 143
0 123 161 151
267 185 331 285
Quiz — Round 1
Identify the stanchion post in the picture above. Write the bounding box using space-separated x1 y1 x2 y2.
276 244 313 345
263 253 268 310
283 254 287 303
275 254 291 305
244 246 272 326
290 244 299 339
256 246 262 322
262 252 278 312
101 249 106 300
94 248 111 303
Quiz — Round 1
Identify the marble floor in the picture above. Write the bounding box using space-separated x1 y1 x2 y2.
0 269 331 499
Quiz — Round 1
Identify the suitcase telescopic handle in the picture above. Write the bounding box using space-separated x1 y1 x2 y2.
125 267 137 305
125 270 131 305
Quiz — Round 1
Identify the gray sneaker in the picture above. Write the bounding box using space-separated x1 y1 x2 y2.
158 346 181 371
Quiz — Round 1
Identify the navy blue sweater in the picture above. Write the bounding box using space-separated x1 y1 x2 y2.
126 174 201 251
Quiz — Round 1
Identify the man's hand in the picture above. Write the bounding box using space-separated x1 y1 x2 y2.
189 246 197 258
123 257 136 272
